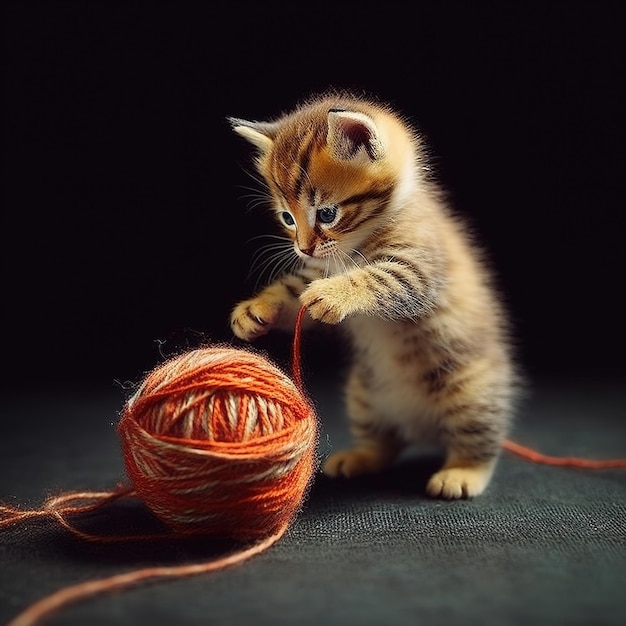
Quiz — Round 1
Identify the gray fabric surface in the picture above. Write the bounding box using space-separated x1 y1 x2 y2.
1 377 625 626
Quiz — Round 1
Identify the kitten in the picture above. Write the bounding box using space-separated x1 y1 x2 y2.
228 91 519 499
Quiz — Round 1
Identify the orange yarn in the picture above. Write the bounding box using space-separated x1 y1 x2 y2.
118 344 317 539
502 439 626 468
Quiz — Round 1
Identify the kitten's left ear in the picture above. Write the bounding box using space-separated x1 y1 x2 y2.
228 117 279 153
327 109 384 162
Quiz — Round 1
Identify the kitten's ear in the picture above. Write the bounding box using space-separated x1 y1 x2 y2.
327 109 384 162
228 117 279 153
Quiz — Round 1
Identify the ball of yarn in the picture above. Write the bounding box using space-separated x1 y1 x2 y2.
117 346 317 540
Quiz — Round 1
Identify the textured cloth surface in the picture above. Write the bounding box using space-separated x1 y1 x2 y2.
1 378 625 626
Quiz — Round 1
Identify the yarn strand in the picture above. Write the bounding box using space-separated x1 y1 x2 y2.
0 489 133 539
6 523 290 626
291 305 307 393
0 488 200 543
502 439 626 468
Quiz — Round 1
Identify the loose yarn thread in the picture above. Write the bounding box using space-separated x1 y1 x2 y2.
2 304 626 626
502 439 626 468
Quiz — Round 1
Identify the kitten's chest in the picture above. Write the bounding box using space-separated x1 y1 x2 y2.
343 316 441 435
344 316 432 383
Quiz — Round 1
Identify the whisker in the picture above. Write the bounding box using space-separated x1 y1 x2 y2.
240 166 270 193
335 249 352 272
348 247 370 266
234 167 273 213
247 234 288 244
258 252 300 293
247 237 298 292
242 194 272 214
336 250 352 275
249 241 292 275
277 254 303 285
236 185 267 197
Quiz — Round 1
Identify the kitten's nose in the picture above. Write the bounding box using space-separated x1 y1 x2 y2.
300 246 315 257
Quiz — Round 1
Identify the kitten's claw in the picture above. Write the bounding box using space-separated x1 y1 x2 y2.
322 448 391 478
426 466 493 499
230 298 282 341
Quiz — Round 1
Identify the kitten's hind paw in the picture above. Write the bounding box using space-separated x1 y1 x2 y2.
322 448 391 478
426 465 494 499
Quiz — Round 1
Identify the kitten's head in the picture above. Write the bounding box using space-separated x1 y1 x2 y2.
229 94 418 267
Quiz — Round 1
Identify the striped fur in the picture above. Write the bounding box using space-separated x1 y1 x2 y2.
229 91 520 499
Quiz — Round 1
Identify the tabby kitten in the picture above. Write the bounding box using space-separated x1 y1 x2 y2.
228 92 518 499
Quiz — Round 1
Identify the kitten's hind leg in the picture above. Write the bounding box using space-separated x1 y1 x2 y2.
426 371 512 498
322 365 402 478
426 454 497 499
322 436 400 478
323 369 401 478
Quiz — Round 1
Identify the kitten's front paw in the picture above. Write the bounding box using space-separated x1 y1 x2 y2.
300 279 349 325
426 466 493 499
323 448 390 478
230 297 283 341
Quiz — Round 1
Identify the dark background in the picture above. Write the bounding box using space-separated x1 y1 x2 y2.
2 1 625 395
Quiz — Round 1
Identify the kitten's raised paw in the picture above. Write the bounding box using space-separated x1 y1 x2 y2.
426 466 492 499
323 448 390 478
230 297 282 341
300 279 349 325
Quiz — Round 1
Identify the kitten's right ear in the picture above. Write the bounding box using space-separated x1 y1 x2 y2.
228 117 278 153
327 109 384 162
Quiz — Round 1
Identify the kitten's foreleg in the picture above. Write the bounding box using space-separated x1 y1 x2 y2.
301 258 440 325
299 273 375 325
230 277 307 341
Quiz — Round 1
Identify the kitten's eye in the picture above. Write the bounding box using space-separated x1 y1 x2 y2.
317 205 338 224
279 211 295 227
